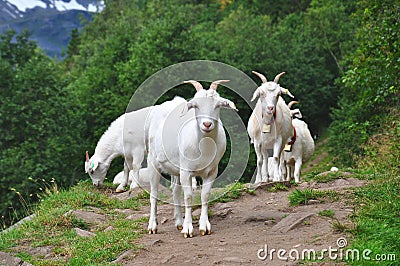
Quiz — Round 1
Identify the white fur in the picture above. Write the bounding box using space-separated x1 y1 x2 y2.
247 72 294 183
146 83 236 237
280 118 315 183
85 107 151 192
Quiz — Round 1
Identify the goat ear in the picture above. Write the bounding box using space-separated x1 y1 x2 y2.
216 99 238 111
250 88 261 102
291 109 302 119
85 161 89 173
180 100 196 116
280 87 294 98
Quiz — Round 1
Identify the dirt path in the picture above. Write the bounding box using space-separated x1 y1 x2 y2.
120 177 364 266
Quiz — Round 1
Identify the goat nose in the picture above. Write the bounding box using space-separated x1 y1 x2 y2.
267 106 274 111
203 121 212 128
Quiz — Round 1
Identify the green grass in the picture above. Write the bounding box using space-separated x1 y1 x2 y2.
288 188 338 206
0 180 148 265
268 183 289 192
348 175 400 265
318 209 335 218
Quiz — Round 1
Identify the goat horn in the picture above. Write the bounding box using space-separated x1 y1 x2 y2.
184 80 203 92
274 72 286 83
209 80 230 90
85 151 89 162
252 71 267 83
287 101 299 109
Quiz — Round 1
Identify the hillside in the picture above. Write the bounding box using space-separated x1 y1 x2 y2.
0 135 398 265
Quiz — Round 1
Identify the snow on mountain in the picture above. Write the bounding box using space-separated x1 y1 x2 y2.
7 0 46 13
6 0 104 15
0 0 105 57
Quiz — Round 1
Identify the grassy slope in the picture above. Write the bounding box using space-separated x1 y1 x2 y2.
0 182 149 265
0 120 399 265
348 116 400 265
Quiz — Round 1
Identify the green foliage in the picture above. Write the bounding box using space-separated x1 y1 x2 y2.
0 29 83 225
329 0 400 165
268 183 289 192
288 188 338 206
318 209 335 218
0 181 147 265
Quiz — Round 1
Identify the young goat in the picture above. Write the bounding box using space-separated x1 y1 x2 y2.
280 102 315 183
85 107 150 192
146 81 237 238
247 71 294 182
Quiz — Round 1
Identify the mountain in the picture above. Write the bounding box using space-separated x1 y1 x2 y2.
0 0 105 57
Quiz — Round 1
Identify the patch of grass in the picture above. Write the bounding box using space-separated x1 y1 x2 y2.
268 183 289 192
210 182 244 204
318 209 335 218
0 181 148 265
288 189 338 206
349 175 400 265
331 218 352 233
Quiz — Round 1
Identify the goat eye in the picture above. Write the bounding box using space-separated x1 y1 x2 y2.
90 169 95 174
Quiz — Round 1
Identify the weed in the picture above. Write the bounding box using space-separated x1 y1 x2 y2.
318 209 335 218
268 183 289 192
288 189 338 206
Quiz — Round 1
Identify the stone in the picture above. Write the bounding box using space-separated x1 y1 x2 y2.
74 228 95 237
271 212 315 233
0 251 33 266
111 249 134 264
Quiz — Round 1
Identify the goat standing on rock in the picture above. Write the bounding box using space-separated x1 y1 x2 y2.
247 71 295 183
146 80 237 238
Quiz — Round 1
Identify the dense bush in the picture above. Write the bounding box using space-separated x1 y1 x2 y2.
329 0 400 165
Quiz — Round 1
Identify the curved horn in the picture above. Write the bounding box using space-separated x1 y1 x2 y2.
287 101 299 109
184 80 203 92
209 80 230 90
274 72 285 83
85 151 90 162
252 71 267 83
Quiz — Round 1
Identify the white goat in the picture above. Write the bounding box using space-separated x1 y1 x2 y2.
146 80 237 237
84 107 151 192
280 102 315 183
247 71 295 183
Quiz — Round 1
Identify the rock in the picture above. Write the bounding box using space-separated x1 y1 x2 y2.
192 208 201 218
144 239 163 247
271 212 315 233
126 212 149 220
67 210 107 225
104 226 114 232
74 228 95 237
111 249 134 263
1 214 36 234
245 212 286 223
0 251 33 266
212 203 233 218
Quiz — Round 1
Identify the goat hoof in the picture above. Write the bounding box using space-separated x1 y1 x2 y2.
115 188 125 193
200 229 211 236
177 225 183 231
148 229 157 234
183 233 193 238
